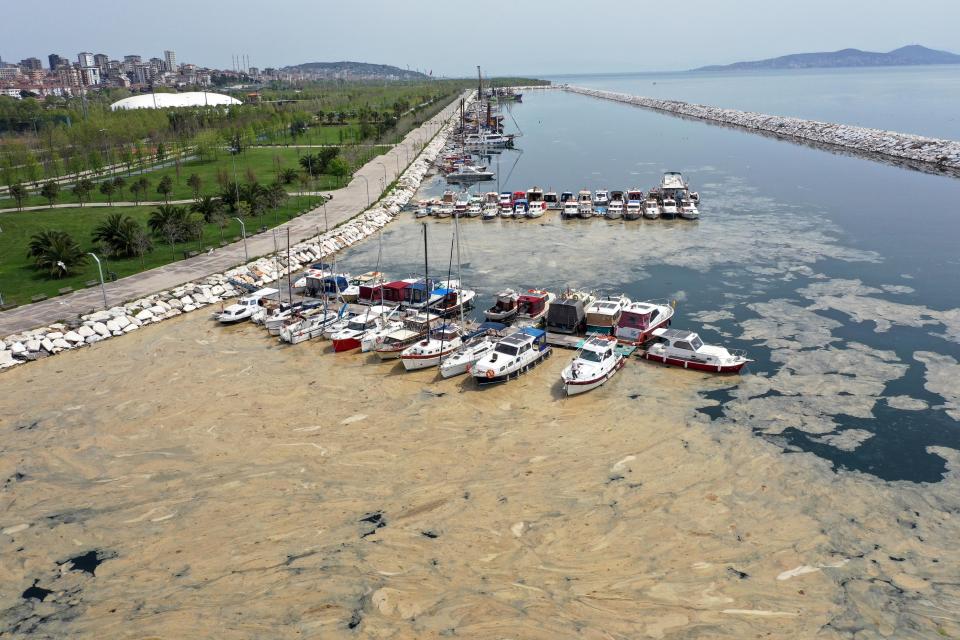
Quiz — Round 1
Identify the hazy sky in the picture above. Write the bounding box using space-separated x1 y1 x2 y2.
4 0 959 76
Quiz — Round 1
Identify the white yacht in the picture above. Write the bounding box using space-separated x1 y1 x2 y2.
439 323 508 378
216 288 279 324
400 324 463 371
643 198 661 219
606 201 624 220
680 201 700 220
661 198 678 218
560 335 626 396
562 200 580 218
471 328 552 385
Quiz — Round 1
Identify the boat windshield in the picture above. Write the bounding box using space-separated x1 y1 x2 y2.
579 349 605 363
347 319 370 331
495 344 519 356
690 337 703 350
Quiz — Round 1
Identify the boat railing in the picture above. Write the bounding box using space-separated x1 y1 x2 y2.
729 348 750 359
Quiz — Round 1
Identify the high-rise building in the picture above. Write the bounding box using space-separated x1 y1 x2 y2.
48 54 67 70
79 66 101 86
94 54 109 69
77 52 95 68
123 54 141 66
19 57 43 71
164 50 177 73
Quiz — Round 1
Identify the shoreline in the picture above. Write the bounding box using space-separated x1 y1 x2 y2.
0 92 476 370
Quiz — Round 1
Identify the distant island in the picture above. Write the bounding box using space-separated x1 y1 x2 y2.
692 45 960 72
281 61 428 81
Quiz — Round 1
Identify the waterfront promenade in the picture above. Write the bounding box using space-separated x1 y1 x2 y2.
0 95 466 336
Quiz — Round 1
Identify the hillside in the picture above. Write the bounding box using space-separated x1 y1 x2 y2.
281 61 429 81
693 45 960 72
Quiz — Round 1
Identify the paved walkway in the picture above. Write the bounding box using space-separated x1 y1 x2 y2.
0 95 463 336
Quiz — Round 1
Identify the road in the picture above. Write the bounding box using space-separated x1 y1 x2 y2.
0 94 464 336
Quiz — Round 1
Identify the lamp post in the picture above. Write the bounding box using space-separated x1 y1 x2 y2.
375 162 387 185
322 199 329 233
357 174 370 206
234 217 248 261
394 153 400 177
87 252 108 308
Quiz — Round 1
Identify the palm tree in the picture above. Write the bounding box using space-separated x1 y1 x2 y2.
240 182 269 219
26 230 87 278
279 168 299 185
148 204 190 239
190 195 223 223
92 213 151 257
40 181 60 208
99 180 116 206
8 183 27 211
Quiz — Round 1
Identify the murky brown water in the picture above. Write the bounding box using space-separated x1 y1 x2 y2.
2 311 959 638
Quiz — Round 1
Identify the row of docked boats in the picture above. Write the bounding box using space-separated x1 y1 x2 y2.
214 274 751 397
422 172 701 220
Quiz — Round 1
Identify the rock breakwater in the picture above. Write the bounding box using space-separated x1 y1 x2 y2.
565 85 960 176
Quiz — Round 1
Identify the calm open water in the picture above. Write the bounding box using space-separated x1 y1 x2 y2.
334 77 960 483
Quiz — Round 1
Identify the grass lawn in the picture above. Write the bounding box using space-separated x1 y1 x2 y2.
0 196 325 307
0 144 386 210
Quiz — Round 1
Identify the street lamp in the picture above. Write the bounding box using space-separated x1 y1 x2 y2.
394 154 400 177
87 252 108 308
357 174 370 206
322 199 329 233
375 162 387 185
234 217 248 261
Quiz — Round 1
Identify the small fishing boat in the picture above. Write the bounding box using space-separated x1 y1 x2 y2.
429 287 476 318
660 197 678 219
446 165 494 183
680 201 700 220
499 206 514 219
264 301 324 336
560 335 626 396
643 198 661 219
360 314 406 352
415 201 431 218
625 200 642 220
585 295 631 335
614 300 674 345
527 200 547 218
216 288 278 324
562 200 580 219
644 328 752 373
439 322 508 378
485 289 520 322
544 191 561 210
513 198 529 217
482 203 499 220
435 203 454 218
330 310 390 352
498 191 513 212
374 312 438 360
279 307 343 344
606 201 624 220
466 202 482 217
342 272 385 303
471 327 552 385
560 191 574 207
577 190 594 219
594 189 609 207
400 323 463 371
453 194 470 217
515 289 555 325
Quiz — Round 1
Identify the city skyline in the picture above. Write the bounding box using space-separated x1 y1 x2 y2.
2 0 960 75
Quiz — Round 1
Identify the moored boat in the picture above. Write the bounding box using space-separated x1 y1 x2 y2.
560 335 626 396
485 289 519 322
515 289 555 325
544 191 560 210
614 300 674 345
644 328 752 373
643 198 661 219
562 200 580 219
471 328 552 385
680 201 700 220
400 323 463 371
585 295 631 335
439 322 508 378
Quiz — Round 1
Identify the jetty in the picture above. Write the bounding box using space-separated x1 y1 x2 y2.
564 85 960 177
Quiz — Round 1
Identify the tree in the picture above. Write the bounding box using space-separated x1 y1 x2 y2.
26 230 87 278
220 182 241 212
299 154 319 177
9 183 27 211
279 168 299 185
130 177 150 205
148 204 191 241
156 175 173 203
92 213 150 257
99 179 117 206
72 178 93 207
240 182 268 219
112 176 126 201
328 157 351 186
190 195 223 223
40 181 60 208
131 226 152 268
187 173 203 200
265 182 288 210
155 142 167 163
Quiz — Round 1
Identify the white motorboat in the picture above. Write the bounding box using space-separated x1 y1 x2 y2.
577 190 594 219
544 191 561 210
435 204 454 218
644 328 752 373
471 328 552 385
625 195 642 220
643 198 661 219
585 295 631 335
615 300 674 345
463 132 514 148
562 200 580 218
515 290 555 325
329 305 393 352
360 317 405 352
438 322 508 378
561 335 626 396
216 288 279 324
447 165 495 183
680 201 700 220
606 201 624 220
513 199 529 217
466 202 482 217
484 289 519 322
400 323 463 371
264 301 323 336
482 203 499 219
593 189 609 207
661 197 678 218
527 200 546 218
279 308 341 344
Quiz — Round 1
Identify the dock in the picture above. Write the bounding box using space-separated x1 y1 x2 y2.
546 331 642 357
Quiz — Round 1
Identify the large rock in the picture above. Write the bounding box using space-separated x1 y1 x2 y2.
134 309 153 322
40 338 54 353
9 342 25 355
85 335 103 344
25 339 41 352
63 331 83 343
51 338 71 350
77 325 95 338
0 350 18 369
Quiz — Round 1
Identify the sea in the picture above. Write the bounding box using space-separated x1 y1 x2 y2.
335 66 960 483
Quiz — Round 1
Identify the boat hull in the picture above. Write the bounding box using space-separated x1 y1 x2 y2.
643 352 748 373
401 347 458 371
563 358 625 396
474 348 552 386
585 324 615 335
332 336 361 352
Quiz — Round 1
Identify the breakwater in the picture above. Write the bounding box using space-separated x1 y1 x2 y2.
0 93 475 371
565 85 960 176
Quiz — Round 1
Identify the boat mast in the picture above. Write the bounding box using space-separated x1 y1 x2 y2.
455 212 464 328
422 222 429 334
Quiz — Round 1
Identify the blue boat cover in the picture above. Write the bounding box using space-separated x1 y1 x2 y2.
432 288 454 296
521 327 546 338
478 322 507 332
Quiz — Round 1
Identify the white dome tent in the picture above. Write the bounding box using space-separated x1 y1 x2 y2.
110 92 242 111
